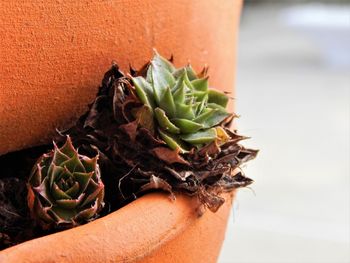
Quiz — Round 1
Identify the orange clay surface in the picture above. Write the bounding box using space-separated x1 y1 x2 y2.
0 0 242 155
0 1 241 261
0 192 235 263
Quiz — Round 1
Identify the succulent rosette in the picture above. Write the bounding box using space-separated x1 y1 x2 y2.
27 136 104 229
57 51 258 213
131 51 232 153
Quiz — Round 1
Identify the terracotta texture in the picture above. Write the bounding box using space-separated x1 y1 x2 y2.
0 192 234 263
0 1 242 261
0 0 242 155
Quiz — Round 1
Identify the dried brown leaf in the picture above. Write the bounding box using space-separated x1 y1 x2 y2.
151 147 190 165
133 106 154 134
197 140 221 158
164 167 193 181
119 120 138 142
139 175 175 200
198 188 225 213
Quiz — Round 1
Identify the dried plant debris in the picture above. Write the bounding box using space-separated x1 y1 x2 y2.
0 145 50 249
0 52 257 249
0 178 31 249
59 52 258 213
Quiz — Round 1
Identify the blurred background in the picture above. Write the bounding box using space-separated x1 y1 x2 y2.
219 1 349 262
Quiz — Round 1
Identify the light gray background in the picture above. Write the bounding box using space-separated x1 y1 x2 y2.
219 2 349 263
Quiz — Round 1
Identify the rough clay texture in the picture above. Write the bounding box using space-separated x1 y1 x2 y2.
0 192 234 263
0 0 242 155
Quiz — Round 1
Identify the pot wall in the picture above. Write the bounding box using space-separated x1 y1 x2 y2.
0 0 242 155
0 192 234 263
139 195 233 263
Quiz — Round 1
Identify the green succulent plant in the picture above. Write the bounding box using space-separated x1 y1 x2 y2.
27 136 104 229
131 51 231 153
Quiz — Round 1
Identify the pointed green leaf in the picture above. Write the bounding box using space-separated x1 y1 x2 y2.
51 206 77 221
51 182 71 200
183 71 194 90
30 163 42 187
154 108 180 134
146 64 152 82
52 144 70 165
59 136 76 158
193 91 208 101
172 81 186 103
173 67 185 79
172 71 185 92
131 76 156 109
34 197 55 222
158 129 189 153
159 87 176 118
208 89 229 108
201 109 230 128
185 65 197 80
73 172 94 193
185 95 196 105
150 62 175 104
61 167 74 180
175 103 195 119
48 164 64 188
173 69 194 90
151 50 176 73
193 108 216 123
80 182 104 207
191 77 209 92
34 177 54 204
65 182 80 199
61 154 85 173
75 201 99 220
171 118 203 134
191 102 200 115
207 102 227 111
180 128 217 144
80 156 98 173
56 195 83 209
197 94 208 115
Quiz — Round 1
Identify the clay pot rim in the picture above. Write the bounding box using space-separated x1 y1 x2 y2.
0 191 234 262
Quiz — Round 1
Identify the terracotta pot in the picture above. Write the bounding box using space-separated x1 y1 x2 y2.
0 192 235 263
0 0 242 261
0 0 241 155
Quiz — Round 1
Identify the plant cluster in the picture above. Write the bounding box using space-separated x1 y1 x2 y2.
2 51 257 238
131 53 231 152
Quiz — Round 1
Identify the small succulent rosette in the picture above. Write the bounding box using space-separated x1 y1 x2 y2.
57 51 257 213
27 136 104 229
131 51 232 153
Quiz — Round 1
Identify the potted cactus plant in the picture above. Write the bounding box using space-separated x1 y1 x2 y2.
0 1 256 262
